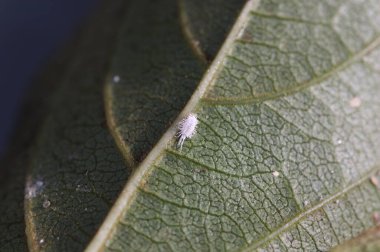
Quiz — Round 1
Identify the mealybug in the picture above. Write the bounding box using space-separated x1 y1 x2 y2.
177 113 198 150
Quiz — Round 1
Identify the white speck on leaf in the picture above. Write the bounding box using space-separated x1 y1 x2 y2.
43 199 51 208
113 75 120 83
25 177 44 199
177 113 198 150
272 171 280 177
39 239 45 244
76 184 92 193
349 96 361 108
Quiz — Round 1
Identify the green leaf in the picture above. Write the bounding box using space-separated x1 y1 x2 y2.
104 0 206 166
2 0 242 250
179 0 247 61
17 0 243 250
0 157 28 251
104 0 246 167
3 0 380 251
86 0 380 251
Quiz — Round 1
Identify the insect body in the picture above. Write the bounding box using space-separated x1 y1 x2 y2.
177 113 198 150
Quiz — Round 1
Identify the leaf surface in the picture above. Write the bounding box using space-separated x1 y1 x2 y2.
104 0 244 166
20 0 241 250
2 0 241 250
87 0 380 251
3 0 380 251
179 0 247 61
104 0 205 166
0 157 28 251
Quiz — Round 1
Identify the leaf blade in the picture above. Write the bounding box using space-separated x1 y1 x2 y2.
91 0 380 251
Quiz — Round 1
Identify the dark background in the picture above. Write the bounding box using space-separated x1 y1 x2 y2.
0 0 100 156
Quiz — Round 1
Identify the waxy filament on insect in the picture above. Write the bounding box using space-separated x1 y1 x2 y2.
177 113 198 150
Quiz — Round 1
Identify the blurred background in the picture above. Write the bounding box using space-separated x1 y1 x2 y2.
0 0 100 157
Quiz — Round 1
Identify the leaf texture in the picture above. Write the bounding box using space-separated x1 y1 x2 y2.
2 0 380 251
104 0 206 166
104 0 245 167
179 0 247 61
0 156 28 251
1 0 243 250
87 0 380 251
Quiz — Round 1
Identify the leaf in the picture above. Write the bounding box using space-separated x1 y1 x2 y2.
0 156 28 251
3 0 380 251
104 0 246 166
86 0 380 251
179 0 247 61
1 0 243 250
18 2 243 251
104 0 206 166
331 225 380 252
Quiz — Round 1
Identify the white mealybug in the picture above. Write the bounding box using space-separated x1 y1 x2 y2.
177 113 198 150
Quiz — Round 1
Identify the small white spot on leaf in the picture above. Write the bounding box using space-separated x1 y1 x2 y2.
272 171 280 177
76 184 92 193
25 177 44 199
113 75 120 83
349 96 361 108
43 199 51 208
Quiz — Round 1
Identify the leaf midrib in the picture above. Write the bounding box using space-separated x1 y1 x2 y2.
85 1 261 250
89 0 380 250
